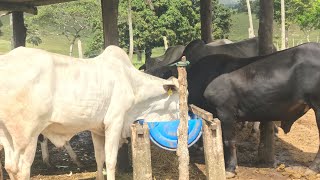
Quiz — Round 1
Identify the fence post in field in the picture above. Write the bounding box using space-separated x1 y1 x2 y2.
77 39 83 59
163 36 168 51
281 0 286 50
246 0 255 38
292 38 295 47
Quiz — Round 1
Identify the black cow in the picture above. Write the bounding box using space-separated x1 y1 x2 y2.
184 37 259 66
146 37 260 79
139 45 185 70
140 39 233 71
203 43 320 177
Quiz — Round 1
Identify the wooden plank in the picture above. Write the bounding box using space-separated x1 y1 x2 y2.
189 104 213 121
131 123 152 180
31 0 77 6
0 0 77 5
177 56 189 180
0 2 37 14
202 118 226 180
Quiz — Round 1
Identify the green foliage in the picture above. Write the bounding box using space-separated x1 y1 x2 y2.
236 0 258 13
273 0 303 29
296 0 320 33
26 0 100 50
86 0 233 57
212 0 234 39
236 0 248 12
25 23 42 46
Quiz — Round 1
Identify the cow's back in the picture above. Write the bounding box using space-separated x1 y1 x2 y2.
204 43 320 123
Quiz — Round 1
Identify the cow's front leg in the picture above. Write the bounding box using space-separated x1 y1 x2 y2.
39 136 51 167
92 132 105 180
104 122 123 180
221 121 237 178
64 141 83 167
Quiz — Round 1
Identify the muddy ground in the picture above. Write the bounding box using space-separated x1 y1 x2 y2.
2 110 320 179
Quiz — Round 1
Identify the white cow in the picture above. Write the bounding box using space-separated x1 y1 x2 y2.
0 45 180 180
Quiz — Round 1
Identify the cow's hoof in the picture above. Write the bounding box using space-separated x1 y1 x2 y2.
225 171 236 179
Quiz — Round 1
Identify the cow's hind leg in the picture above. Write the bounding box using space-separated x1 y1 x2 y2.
104 122 123 180
92 132 105 180
5 137 38 180
64 141 83 167
221 120 237 178
306 103 320 174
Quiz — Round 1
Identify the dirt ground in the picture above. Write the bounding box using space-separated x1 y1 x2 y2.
2 110 320 180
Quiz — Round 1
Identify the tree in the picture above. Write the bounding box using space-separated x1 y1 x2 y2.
86 0 233 59
296 1 319 42
200 0 213 43
27 0 99 56
253 0 313 47
237 0 248 12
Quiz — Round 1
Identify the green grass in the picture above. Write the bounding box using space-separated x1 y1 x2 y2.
229 12 320 49
229 12 260 41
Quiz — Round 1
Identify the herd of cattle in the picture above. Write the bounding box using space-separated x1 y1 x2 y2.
0 37 319 180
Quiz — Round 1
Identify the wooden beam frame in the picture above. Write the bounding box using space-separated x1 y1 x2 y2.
0 2 37 14
31 0 78 6
189 104 226 180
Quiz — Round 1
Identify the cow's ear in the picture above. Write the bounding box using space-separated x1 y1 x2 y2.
163 77 179 93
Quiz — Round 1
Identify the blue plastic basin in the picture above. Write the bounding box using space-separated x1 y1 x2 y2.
145 113 202 151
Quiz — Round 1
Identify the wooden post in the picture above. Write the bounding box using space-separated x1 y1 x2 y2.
163 36 168 51
131 123 152 180
258 0 275 165
69 44 73 57
190 105 225 180
177 56 189 180
292 38 295 47
200 0 213 43
77 39 83 59
12 11 26 48
101 0 119 47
